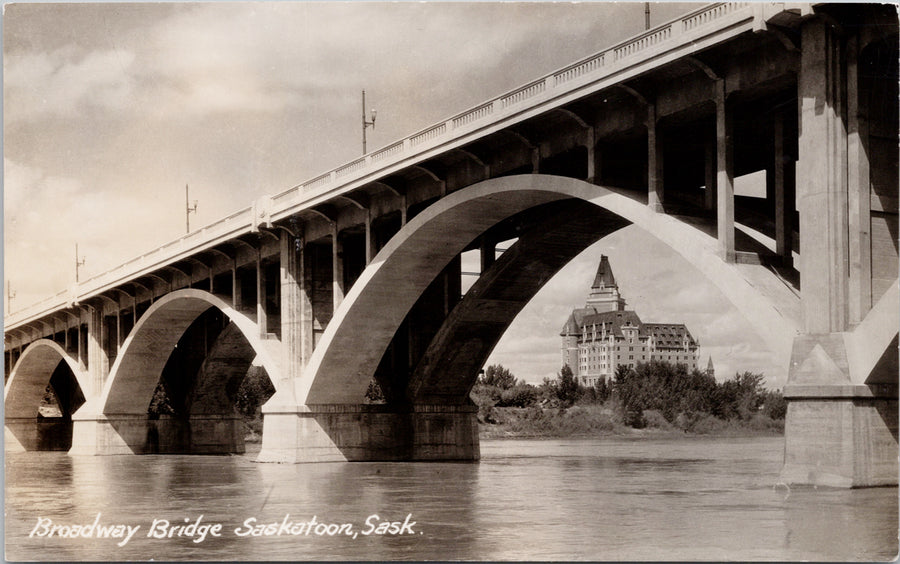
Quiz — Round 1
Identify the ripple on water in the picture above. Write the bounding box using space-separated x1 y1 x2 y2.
5 436 897 561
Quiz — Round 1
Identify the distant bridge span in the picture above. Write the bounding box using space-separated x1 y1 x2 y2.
5 3 897 487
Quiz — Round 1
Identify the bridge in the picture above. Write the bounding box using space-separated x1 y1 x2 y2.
5 3 897 487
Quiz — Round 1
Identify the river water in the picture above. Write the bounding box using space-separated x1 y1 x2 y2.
5 436 897 561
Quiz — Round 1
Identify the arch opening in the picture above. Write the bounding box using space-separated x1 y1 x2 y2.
297 175 798 408
4 340 87 451
143 308 275 454
73 289 279 455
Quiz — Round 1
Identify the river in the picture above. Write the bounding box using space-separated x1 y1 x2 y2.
5 436 897 561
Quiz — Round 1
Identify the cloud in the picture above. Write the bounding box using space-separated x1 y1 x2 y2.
5 47 136 123
4 158 184 308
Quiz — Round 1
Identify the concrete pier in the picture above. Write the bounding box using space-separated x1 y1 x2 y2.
257 404 479 463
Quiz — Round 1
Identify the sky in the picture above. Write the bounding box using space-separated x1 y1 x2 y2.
3 2 784 387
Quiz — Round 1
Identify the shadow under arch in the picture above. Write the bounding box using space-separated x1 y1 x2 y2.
296 174 801 407
70 288 281 455
5 339 88 451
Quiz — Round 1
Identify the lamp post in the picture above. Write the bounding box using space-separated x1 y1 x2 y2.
6 280 15 314
362 90 377 155
75 243 86 283
186 184 198 233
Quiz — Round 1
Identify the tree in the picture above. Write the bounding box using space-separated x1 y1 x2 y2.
481 364 518 390
594 377 611 403
760 389 787 420
148 381 175 418
234 366 276 419
364 379 386 404
554 364 582 407
713 371 766 420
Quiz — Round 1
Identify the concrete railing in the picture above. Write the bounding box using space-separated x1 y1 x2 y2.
5 2 764 332
6 206 254 329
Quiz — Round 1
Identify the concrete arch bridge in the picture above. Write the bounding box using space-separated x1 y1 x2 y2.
5 3 897 487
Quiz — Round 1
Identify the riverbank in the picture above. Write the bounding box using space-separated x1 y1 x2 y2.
240 404 784 445
477 404 784 440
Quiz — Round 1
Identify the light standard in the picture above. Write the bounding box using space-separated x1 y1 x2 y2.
75 243 86 283
361 90 377 155
6 280 15 313
186 184 198 233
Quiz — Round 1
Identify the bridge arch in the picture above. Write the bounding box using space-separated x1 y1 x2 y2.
94 288 281 416
5 339 88 451
296 174 800 406
5 339 88 418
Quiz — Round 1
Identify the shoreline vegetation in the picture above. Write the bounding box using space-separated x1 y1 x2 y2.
471 362 786 441
476 405 784 440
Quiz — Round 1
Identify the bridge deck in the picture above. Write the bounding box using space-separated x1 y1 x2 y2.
5 2 773 331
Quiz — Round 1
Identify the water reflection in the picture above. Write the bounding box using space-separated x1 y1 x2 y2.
5 437 897 561
783 487 899 561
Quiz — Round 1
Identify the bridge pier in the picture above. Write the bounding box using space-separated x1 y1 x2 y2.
5 417 73 452
256 404 479 463
781 333 898 488
782 389 897 488
70 409 245 455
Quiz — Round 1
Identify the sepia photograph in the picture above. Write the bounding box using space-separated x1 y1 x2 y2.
4 1 898 561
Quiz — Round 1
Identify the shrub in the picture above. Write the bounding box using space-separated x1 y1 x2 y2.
689 414 730 434
641 409 673 430
480 364 518 389
498 384 538 407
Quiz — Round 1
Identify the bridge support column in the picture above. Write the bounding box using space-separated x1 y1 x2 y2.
704 134 716 211
87 306 109 395
715 78 735 263
280 231 313 378
772 110 794 267
232 263 242 311
846 34 872 325
332 225 344 310
780 334 898 487
647 104 664 212
257 404 479 463
797 18 850 333
256 254 268 338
